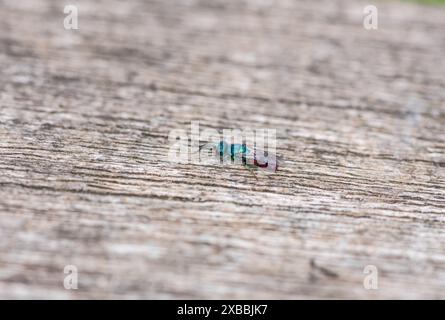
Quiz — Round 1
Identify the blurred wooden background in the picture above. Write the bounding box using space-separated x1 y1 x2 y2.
0 0 444 299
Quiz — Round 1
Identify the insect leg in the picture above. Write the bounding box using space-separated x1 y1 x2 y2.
246 165 258 180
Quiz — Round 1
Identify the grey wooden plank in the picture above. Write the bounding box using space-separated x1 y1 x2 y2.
0 0 444 299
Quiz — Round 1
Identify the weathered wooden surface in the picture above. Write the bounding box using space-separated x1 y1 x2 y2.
0 0 444 299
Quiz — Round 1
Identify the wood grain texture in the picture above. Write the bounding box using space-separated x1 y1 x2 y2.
0 0 444 299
